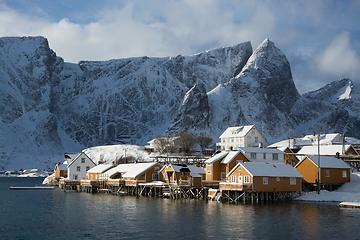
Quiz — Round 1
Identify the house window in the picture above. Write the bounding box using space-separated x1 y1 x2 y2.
290 178 296 185
154 167 159 172
236 160 242 165
276 177 280 181
221 172 226 180
77 166 81 172
263 153 266 159
207 171 211 174
73 174 78 180
250 153 256 159
152 173 159 180
81 158 85 163
238 176 242 183
342 171 347 178
90 175 93 180
252 129 255 134
263 177 268 185
272 153 278 160
86 166 90 171
247 136 251 142
255 137 258 143
244 176 250 183
231 175 236 183
325 170 330 177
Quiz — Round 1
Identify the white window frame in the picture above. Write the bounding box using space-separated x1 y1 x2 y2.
238 176 242 183
263 153 266 159
154 167 159 172
244 175 250 183
231 175 236 183
81 158 85 163
325 170 330 177
272 153 278 160
263 177 268 185
342 171 347 178
76 166 81 172
290 177 296 185
250 153 256 159
152 173 159 180
207 171 211 174
86 166 90 171
73 174 78 180
276 177 280 181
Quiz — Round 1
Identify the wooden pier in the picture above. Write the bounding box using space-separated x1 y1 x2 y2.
58 180 301 204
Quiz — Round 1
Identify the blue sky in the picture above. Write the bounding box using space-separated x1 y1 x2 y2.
1 0 359 94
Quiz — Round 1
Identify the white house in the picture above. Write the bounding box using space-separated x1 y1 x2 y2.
67 152 97 181
216 125 264 151
235 147 285 163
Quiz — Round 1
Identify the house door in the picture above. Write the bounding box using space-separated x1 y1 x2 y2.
238 176 242 183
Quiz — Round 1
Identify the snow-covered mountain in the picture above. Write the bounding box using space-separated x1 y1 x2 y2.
1 36 359 170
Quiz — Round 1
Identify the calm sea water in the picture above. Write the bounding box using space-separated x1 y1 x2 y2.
1 177 359 240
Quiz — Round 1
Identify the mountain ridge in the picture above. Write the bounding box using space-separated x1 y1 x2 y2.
0 36 359 170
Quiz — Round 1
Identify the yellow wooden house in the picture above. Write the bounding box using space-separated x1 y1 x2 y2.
205 151 249 181
295 155 351 184
159 164 205 188
220 162 303 192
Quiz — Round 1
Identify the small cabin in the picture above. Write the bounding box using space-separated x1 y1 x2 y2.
220 162 303 192
295 155 351 185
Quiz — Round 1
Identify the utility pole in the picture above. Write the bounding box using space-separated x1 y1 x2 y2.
317 133 321 195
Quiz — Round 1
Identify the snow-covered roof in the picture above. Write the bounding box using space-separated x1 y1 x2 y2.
55 163 67 171
205 151 228 163
241 162 303 178
298 156 351 169
169 164 190 173
187 165 205 175
103 162 160 179
219 125 257 139
235 147 284 154
297 144 353 156
221 151 242 164
68 152 96 168
267 138 302 149
87 164 113 173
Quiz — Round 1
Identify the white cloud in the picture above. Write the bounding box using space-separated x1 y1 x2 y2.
316 32 360 79
0 0 359 93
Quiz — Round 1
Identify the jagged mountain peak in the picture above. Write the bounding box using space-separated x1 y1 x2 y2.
229 38 300 114
303 78 359 103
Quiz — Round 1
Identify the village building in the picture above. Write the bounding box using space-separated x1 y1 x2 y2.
295 155 351 186
103 162 163 186
235 147 286 164
220 162 303 192
204 150 249 184
159 163 205 188
54 162 68 180
87 164 114 180
145 136 182 154
216 125 264 151
65 152 97 182
276 147 299 167
296 144 358 161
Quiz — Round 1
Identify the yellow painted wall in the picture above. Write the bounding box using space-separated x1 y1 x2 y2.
252 176 302 192
295 158 319 183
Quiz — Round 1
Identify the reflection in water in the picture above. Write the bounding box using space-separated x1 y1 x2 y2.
1 178 360 240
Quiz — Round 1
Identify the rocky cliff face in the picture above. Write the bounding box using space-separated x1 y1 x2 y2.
1 36 359 169
290 78 360 137
171 38 301 142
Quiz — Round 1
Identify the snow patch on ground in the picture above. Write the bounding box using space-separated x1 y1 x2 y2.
294 172 360 202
